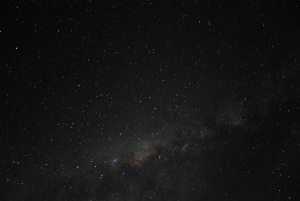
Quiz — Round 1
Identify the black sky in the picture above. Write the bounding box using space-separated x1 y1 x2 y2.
1 1 300 200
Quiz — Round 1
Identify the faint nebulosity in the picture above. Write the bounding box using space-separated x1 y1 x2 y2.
1 1 300 200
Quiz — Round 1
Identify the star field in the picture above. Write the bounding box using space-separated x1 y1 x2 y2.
1 1 300 200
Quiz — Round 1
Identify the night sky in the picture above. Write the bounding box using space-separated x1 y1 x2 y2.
1 1 300 200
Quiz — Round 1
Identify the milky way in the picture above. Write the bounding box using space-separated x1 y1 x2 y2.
2 1 300 200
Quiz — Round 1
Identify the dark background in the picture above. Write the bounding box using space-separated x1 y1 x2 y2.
1 0 300 200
